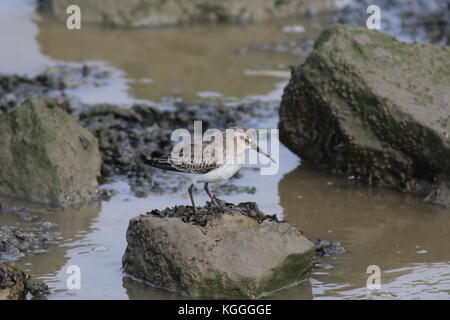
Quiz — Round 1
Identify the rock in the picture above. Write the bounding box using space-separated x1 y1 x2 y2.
0 222 58 260
0 98 101 206
311 239 345 257
122 202 315 297
279 24 450 206
40 0 311 27
334 0 450 45
24 274 49 297
0 262 27 300
0 64 108 116
98 188 118 201
0 262 49 300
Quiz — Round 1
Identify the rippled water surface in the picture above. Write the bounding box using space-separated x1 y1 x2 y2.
1 0 450 300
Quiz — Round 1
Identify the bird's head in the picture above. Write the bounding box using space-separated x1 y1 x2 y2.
227 126 276 163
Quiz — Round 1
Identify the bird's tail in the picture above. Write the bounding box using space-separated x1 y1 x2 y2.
137 155 184 173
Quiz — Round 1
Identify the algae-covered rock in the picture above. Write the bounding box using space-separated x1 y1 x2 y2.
40 0 309 27
122 202 315 297
0 262 27 300
0 262 49 300
0 98 101 206
279 24 450 206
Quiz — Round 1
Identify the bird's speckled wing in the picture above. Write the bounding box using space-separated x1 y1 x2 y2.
140 135 236 174
142 154 220 174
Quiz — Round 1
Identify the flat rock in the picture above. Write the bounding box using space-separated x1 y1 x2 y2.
279 24 450 206
122 202 315 297
0 97 101 206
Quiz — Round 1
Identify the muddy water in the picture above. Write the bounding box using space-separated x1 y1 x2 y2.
279 167 450 299
1 0 450 300
34 10 327 103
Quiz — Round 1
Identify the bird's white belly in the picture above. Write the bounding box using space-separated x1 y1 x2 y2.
194 164 242 183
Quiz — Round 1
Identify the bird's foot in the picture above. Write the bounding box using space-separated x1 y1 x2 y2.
212 195 222 207
212 197 228 213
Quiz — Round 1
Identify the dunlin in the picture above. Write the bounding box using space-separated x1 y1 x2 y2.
142 127 275 212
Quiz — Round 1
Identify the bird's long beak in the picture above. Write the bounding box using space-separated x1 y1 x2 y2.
252 144 276 163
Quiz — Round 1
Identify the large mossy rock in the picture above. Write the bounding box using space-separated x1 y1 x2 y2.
279 24 450 206
41 0 310 27
122 205 315 297
0 98 101 206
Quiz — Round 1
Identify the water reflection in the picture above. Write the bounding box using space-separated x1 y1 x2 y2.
35 14 324 102
2 0 450 300
332 262 450 299
278 164 450 298
0 198 101 281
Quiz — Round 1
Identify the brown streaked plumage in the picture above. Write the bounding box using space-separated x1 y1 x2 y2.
141 127 275 212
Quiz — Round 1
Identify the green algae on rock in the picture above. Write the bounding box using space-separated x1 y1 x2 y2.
0 261 49 300
0 98 101 206
122 202 315 297
279 24 450 206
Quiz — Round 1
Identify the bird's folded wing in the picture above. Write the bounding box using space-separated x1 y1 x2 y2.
142 154 220 174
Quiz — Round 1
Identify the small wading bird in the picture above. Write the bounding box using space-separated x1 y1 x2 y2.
141 127 275 212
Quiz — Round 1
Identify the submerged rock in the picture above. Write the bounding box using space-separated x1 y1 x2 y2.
311 239 345 257
0 262 26 300
0 262 48 300
0 222 58 261
279 24 450 206
0 98 101 206
122 202 315 297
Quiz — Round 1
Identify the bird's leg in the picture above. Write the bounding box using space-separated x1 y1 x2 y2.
204 183 219 207
188 184 196 213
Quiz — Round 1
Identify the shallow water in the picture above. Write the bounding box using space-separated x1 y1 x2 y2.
1 0 450 300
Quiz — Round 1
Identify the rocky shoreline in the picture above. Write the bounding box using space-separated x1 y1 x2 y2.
0 65 285 299
0 64 277 200
0 206 59 261
0 64 110 116
1 0 448 299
